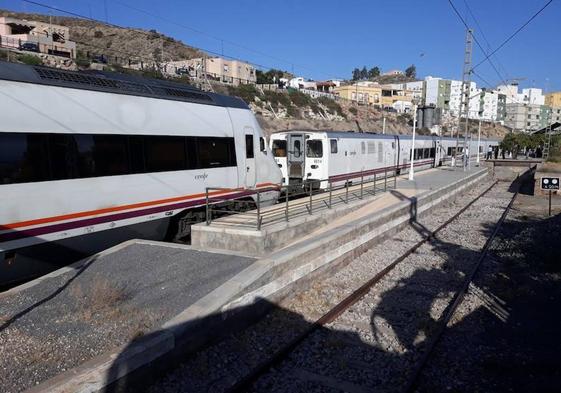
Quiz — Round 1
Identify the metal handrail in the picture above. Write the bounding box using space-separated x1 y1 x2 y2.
204 161 412 230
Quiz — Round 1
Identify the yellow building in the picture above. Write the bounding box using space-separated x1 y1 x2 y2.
545 91 561 108
333 82 381 105
379 85 414 107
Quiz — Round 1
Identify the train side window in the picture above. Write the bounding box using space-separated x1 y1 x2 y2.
74 134 96 178
330 139 338 154
128 135 145 173
93 135 130 176
259 137 266 152
361 141 366 154
0 133 49 184
145 136 186 172
307 140 323 158
50 134 80 179
245 134 254 158
378 142 383 163
198 137 234 168
430 147 436 158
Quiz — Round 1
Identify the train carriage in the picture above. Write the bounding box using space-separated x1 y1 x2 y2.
271 130 500 190
0 61 282 285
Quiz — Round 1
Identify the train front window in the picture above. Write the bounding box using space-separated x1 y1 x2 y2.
306 140 323 158
272 140 287 157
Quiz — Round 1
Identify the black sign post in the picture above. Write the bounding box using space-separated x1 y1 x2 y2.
541 177 560 216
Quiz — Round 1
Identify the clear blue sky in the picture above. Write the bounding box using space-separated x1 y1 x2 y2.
3 0 560 91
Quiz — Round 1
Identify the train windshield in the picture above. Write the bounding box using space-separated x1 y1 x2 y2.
272 140 287 157
306 140 323 158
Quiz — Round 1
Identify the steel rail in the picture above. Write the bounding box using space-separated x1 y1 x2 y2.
227 179 500 393
404 182 519 392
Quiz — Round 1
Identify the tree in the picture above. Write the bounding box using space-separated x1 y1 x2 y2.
352 68 361 81
405 64 416 78
368 66 381 79
360 66 368 80
256 69 288 85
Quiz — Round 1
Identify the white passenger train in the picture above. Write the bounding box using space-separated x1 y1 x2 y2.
270 131 500 189
0 62 281 285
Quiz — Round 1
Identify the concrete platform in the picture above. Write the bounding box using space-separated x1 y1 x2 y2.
192 166 490 256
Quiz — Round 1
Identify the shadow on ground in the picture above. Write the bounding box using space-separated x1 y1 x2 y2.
52 173 561 392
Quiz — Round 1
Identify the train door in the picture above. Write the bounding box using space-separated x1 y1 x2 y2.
287 133 305 184
244 127 256 188
434 139 441 166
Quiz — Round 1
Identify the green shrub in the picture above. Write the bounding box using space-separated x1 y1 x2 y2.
289 90 312 107
287 105 301 118
264 90 291 109
17 54 42 66
0 50 7 60
348 106 357 115
75 57 91 68
228 84 261 104
318 96 345 117
94 30 104 38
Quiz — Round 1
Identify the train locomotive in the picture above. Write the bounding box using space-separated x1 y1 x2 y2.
0 61 281 285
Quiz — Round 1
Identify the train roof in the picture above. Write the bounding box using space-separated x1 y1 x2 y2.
272 130 501 142
0 61 249 109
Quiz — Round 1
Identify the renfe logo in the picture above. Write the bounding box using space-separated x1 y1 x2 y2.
194 173 209 180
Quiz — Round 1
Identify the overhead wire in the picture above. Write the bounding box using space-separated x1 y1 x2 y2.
19 0 316 77
471 0 553 71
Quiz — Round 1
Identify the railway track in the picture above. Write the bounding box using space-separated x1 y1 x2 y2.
146 177 519 393
225 179 518 393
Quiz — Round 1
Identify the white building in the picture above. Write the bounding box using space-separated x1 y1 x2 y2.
288 77 317 90
496 84 520 103
520 88 545 105
382 69 404 76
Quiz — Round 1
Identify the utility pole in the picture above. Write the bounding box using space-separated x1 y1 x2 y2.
409 102 418 181
382 116 386 134
454 28 473 170
476 119 482 165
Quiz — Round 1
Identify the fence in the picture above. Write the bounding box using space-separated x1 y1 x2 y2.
205 164 401 230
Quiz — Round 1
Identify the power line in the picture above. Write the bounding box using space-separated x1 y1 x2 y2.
448 0 529 106
19 0 311 77
447 0 512 88
112 0 318 76
461 0 511 82
471 0 553 71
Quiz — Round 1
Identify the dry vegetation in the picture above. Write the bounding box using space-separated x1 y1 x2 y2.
0 9 204 63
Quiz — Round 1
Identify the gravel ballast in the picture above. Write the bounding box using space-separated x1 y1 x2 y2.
0 242 254 393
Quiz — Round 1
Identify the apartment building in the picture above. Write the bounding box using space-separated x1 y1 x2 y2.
164 57 256 85
334 82 381 105
505 103 550 132
545 91 561 108
380 84 414 108
0 16 76 58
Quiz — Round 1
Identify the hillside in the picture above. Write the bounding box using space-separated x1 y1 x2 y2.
0 9 204 63
0 9 508 139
